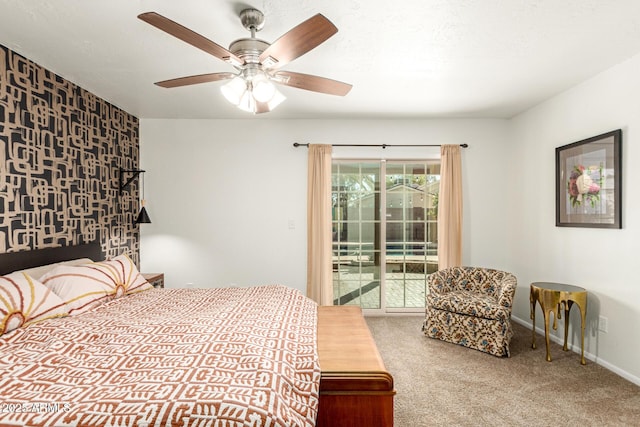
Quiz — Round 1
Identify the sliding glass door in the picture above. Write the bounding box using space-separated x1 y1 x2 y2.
331 162 381 308
332 160 440 312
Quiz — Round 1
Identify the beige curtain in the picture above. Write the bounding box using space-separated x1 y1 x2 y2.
307 144 334 305
437 145 463 268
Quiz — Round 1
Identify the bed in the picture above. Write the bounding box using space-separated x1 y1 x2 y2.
0 242 394 426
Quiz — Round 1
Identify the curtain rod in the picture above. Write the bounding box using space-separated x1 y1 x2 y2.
293 143 468 149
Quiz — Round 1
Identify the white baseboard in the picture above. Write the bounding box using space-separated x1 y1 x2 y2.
512 315 640 387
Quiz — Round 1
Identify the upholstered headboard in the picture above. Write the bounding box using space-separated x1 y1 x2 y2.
0 241 102 275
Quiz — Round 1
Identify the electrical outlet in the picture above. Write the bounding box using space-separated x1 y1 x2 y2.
185 282 195 289
598 315 608 333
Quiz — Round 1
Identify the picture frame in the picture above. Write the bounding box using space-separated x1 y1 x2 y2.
556 129 622 228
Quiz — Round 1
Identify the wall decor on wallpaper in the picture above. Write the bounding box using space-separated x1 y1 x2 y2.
555 129 622 229
0 44 141 263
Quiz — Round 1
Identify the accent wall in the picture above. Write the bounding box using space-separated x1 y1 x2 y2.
0 44 140 262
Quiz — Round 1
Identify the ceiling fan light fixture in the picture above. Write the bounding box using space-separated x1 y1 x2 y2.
237 90 256 113
220 76 247 105
266 89 286 110
221 72 285 113
252 75 276 102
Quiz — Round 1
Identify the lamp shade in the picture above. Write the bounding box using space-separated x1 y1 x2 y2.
266 88 286 110
135 206 152 224
221 76 247 106
252 76 276 102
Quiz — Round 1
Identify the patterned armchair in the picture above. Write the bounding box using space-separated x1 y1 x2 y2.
423 266 517 357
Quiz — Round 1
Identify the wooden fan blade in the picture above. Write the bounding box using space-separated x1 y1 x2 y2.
155 72 235 88
259 14 337 70
273 71 352 96
138 12 244 66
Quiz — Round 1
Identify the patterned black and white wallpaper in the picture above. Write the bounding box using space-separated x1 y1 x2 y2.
0 44 141 263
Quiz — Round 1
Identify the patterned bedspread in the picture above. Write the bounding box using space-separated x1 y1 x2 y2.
0 285 320 427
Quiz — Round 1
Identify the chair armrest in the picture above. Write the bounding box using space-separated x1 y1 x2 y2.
496 278 517 309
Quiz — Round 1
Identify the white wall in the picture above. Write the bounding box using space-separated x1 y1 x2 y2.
509 52 640 383
140 61 640 384
139 119 511 295
140 68 640 384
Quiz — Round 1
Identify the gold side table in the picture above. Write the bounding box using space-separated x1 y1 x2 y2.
530 282 587 365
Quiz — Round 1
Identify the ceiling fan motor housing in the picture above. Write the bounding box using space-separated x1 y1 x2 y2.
230 9 271 68
228 38 270 65
239 8 265 32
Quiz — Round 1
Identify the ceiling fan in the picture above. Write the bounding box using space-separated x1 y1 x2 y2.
138 9 352 114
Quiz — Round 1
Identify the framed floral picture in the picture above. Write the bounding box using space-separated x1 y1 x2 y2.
556 129 622 228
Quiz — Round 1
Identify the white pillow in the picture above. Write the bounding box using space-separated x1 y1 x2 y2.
39 265 114 315
40 254 152 315
87 254 153 297
18 258 94 281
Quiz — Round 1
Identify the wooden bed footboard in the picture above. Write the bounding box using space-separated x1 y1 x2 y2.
316 306 395 427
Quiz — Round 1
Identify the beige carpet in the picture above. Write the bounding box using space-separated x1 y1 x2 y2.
365 316 640 427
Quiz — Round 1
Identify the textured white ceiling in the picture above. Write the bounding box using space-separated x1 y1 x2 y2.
2 0 640 119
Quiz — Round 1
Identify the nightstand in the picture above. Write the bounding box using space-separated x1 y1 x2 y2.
142 273 164 289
